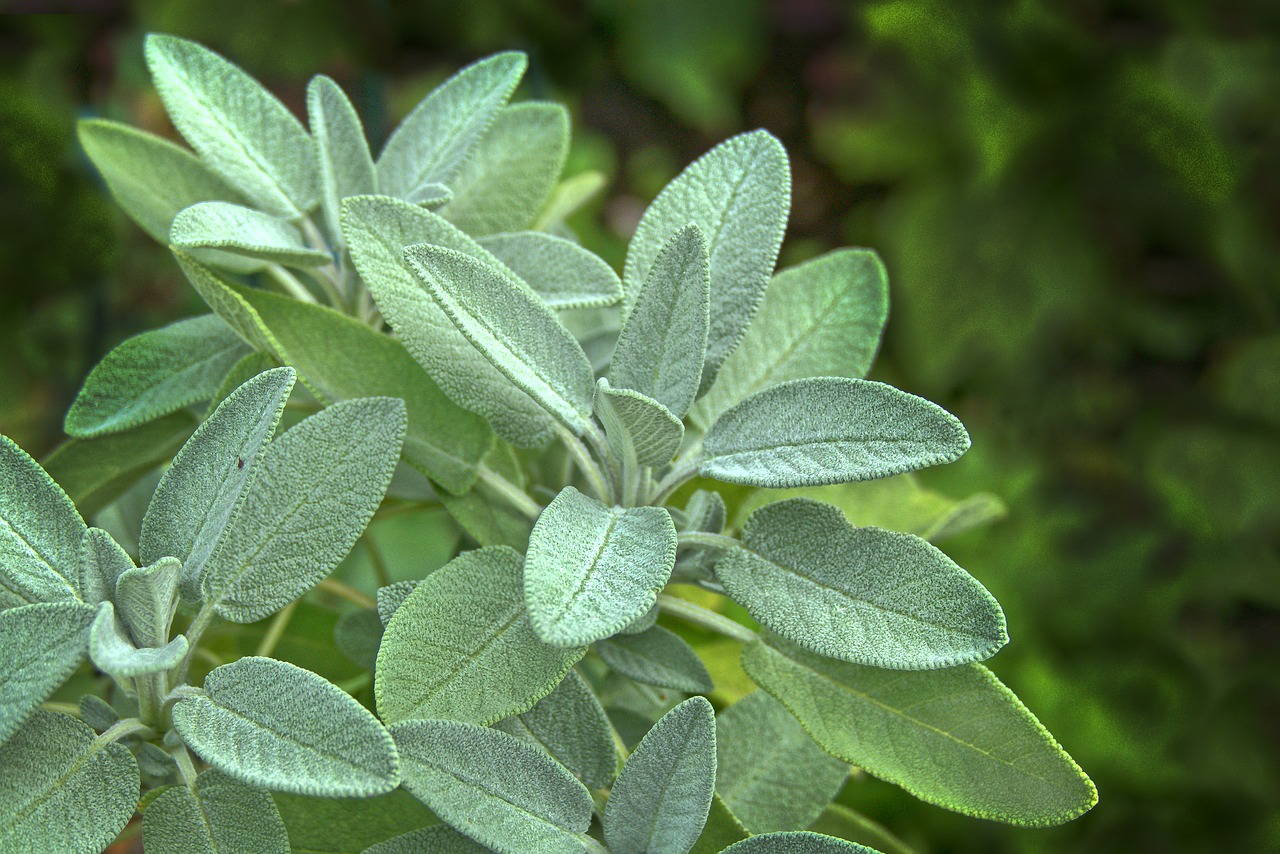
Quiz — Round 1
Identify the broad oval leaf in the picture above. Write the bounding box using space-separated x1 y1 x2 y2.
594 379 684 469
143 768 290 854
0 434 86 607
171 202 331 267
115 556 183 649
479 231 622 310
596 624 714 694
173 656 400 797
701 378 970 488
718 499 1007 669
741 637 1098 827
77 526 134 608
88 600 188 679
308 75 376 248
719 831 882 853
0 602 94 746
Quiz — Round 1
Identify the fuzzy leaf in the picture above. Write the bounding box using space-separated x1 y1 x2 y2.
334 608 384 672
623 131 790 393
0 603 94 746
439 480 535 549
392 718 593 854
308 75 376 248
88 600 188 678
174 251 289 359
376 581 417 628
594 379 684 469
495 669 618 790
376 547 584 726
273 789 436 854
604 696 717 854
479 231 622 310
171 202 331 267
689 794 749 854
694 249 889 431
720 832 882 853
173 656 400 797
596 624 714 694
363 825 489 853
406 183 453 206
742 637 1098 826
115 556 183 649
701 378 970 488
144 769 290 854
377 52 526 200
717 499 1007 669
77 527 134 607
0 435 86 607
534 170 606 232
145 34 316 218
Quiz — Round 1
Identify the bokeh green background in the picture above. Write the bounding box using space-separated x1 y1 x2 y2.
2 2 1277 851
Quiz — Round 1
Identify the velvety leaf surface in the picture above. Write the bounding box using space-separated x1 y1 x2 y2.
0 435 86 607
362 826 488 853
375 581 418 628
115 556 182 649
479 230 622 310
495 669 618 790
594 379 685 469
143 769 290 854
0 602 94 746
273 789 436 854
175 251 290 359
719 832 882 853
334 608 384 672
308 75 376 247
88 600 188 678
77 526 134 608
596 625 714 693
171 202 331 267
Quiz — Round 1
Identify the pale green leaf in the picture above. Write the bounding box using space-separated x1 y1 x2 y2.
334 608 383 671
534 170 606 232
719 831 882 853
604 695 717 854
376 581 417 628
115 556 183 649
392 718 593 854
144 769 290 854
77 527 134 607
362 826 488 853
173 656 400 797
439 479 534 549
620 601 660 635
171 202 331 267
688 794 749 854
0 603 94 746
88 600 188 678
308 75 376 248
174 251 290 360
596 625 713 694
0 435 86 607
594 379 684 469
741 637 1098 826
273 788 436 854
478 231 622 310
495 669 618 790
701 378 970 488
375 546 584 726
405 182 453 207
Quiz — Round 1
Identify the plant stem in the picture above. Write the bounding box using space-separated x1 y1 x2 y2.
94 717 155 748
174 603 218 687
477 465 543 521
41 701 81 717
554 423 612 504
583 421 622 498
656 593 757 644
363 537 391 588
316 577 375 609
171 743 200 787
650 458 702 505
254 600 298 658
266 263 319 303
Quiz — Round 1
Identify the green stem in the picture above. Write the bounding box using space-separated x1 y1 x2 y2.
254 601 298 658
651 458 702 505
40 701 81 717
94 717 155 748
477 465 543 521
583 421 622 498
266 263 319 303
677 531 739 551
171 743 200 787
656 593 757 644
363 537 392 588
174 603 218 687
316 577 375 609
554 423 612 504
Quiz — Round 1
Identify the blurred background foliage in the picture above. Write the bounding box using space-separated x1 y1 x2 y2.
1 1 1277 850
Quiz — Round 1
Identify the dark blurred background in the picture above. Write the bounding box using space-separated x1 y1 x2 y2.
1 2 1277 850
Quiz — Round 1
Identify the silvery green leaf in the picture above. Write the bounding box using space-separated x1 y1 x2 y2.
533 170 606 232
376 581 417 627
495 669 618 790
438 102 569 236
143 768 290 854
0 711 139 854
171 202 331 267
173 656 400 797
478 231 622 310
717 499 1006 669
174 251 290 359
136 742 175 780
701 378 971 488
611 223 710 417
335 608 384 671
623 131 789 394
0 434 86 608
439 480 534 549
392 718 593 854
363 826 489 853
115 556 183 649
77 527 134 607
376 547 584 726
594 379 684 469
524 486 677 647
273 789 436 854
620 602 660 635
206 352 279 418
405 182 453 207
64 315 248 439
145 34 317 218
78 695 119 733
377 52 526 200
0 602 94 746
88 600 188 678
405 244 595 434
719 832 882 853
716 691 848 833
139 367 295 597
693 248 889 431
342 195 554 446
596 625 714 694
603 696 717 854
202 397 406 622
681 490 726 535
741 636 1098 827
308 75 376 248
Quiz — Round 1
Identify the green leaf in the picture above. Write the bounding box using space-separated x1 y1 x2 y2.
171 202 331 267
342 195 554 446
115 556 183 649
391 718 593 854
596 625 714 694
88 600 188 678
439 479 534 549
143 769 290 854
0 711 139 853
78 695 120 733
65 315 249 439
719 831 883 853
534 170 606 233
0 603 94 746
406 183 453 207
201 397 406 622
717 499 1007 669
595 379 685 469
716 691 848 833
377 52 526 200
478 231 622 310
206 352 280 417
0 434 86 607
274 788 436 854
362 826 488 854
375 581 417 627
701 378 970 488
688 794 749 854
495 669 618 790
438 102 569 236
77 527 134 607
405 244 595 434
623 130 790 394
693 249 889 431
308 75 376 248
611 223 710 417
604 695 717 854
741 637 1098 826
174 251 290 359
173 656 400 797
145 34 317 219
376 547 584 726
334 608 383 671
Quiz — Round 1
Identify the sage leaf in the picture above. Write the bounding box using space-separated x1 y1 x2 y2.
376 547 585 725
611 223 710 417
439 479 535 549
405 244 595 434
479 230 622 310
376 580 418 628
717 499 1007 668
534 169 606 232
406 182 453 206
741 637 1098 826
701 378 971 488
0 711 139 854
273 789 436 854
495 668 618 790
144 769 290 854
114 556 183 649
0 434 86 608
363 826 489 853
392 718 593 854
171 202 331 267
694 248 889 431
719 832 882 853
623 131 790 393
525 486 677 647
689 794 749 854
377 52 526 200
0 602 95 746
88 600 188 678
308 75 376 248
174 251 290 359
603 696 717 854
173 656 400 797
716 691 848 833
334 608 384 672
201 396 406 622
64 315 249 438
594 378 684 469
145 34 317 218
77 527 134 607
596 625 714 694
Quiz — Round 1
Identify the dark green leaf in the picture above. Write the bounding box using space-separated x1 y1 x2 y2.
495 669 618 790
143 768 290 854
274 788 436 854
0 603 94 746
362 826 488 853
596 625 714 694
